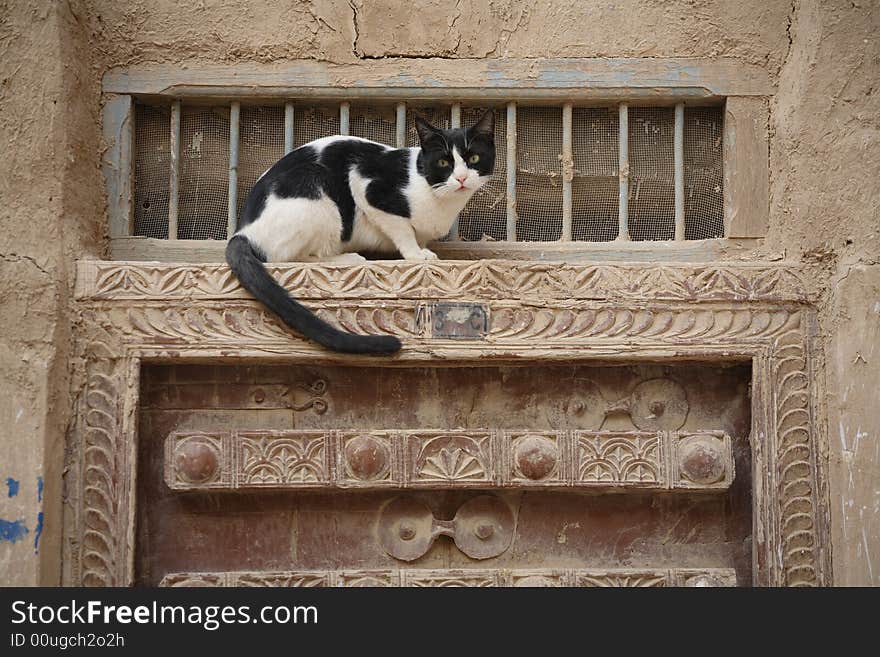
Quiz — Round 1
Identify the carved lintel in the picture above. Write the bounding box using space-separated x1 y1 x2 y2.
163 429 734 492
76 260 814 304
160 568 738 588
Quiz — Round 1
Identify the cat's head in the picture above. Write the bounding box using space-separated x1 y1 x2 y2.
415 110 495 197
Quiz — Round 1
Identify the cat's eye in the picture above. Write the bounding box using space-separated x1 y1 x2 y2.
468 154 480 164
437 158 450 168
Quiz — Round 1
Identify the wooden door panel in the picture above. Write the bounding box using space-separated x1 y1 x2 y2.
136 362 752 586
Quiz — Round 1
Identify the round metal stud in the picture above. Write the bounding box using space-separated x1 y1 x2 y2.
565 379 606 428
377 497 435 562
629 378 689 431
453 495 515 560
345 435 390 481
514 435 558 480
685 574 724 587
679 435 726 485
175 439 219 484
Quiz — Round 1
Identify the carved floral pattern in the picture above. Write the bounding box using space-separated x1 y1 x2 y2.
159 568 737 587
576 432 661 485
78 261 812 303
406 432 493 486
236 573 329 587
238 432 328 485
575 573 667 587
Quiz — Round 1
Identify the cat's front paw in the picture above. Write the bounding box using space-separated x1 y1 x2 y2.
328 252 368 264
408 248 438 261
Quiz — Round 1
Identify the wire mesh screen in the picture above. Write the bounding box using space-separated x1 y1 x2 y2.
684 106 724 239
236 105 285 221
177 105 229 240
405 106 451 147
350 104 397 145
456 107 507 241
130 100 725 246
133 104 171 238
515 107 563 241
628 107 675 241
571 107 619 241
293 105 340 149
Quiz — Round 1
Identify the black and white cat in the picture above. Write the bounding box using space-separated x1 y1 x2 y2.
226 110 495 355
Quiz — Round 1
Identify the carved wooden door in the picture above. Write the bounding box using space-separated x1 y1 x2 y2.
140 360 750 587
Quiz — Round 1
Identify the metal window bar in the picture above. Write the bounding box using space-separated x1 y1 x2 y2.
284 102 295 155
506 102 517 241
674 102 685 241
395 102 406 148
339 102 350 136
561 103 573 241
163 98 701 244
227 101 240 239
168 99 181 240
617 103 629 241
450 103 461 129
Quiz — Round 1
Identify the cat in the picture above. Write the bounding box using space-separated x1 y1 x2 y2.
226 110 495 355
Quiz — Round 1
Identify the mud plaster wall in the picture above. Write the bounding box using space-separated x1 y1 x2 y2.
0 0 877 584
0 1 104 586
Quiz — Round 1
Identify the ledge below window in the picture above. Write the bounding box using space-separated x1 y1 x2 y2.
109 236 767 264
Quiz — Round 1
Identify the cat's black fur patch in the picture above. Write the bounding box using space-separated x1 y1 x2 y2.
238 145 323 232
238 140 412 242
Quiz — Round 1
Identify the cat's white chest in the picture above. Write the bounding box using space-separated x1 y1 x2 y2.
406 178 473 244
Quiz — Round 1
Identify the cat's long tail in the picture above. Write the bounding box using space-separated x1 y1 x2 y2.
225 235 402 355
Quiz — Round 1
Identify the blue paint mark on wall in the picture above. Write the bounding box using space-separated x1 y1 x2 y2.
37 477 43 503
5 478 19 498
33 512 43 554
0 519 29 543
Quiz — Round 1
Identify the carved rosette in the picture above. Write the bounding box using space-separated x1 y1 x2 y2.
67 260 829 587
159 568 738 588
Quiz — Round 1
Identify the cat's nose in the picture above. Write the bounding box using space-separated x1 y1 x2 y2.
456 175 467 185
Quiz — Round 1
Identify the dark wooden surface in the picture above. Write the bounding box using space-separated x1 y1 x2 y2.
136 362 752 586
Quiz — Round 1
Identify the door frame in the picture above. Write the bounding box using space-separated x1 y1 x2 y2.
63 259 829 586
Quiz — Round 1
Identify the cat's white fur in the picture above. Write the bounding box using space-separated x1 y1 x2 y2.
237 136 488 264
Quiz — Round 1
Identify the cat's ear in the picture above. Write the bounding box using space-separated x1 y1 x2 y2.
415 116 442 145
468 109 495 140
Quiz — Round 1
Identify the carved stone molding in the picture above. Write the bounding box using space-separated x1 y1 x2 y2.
163 429 734 492
80 301 805 352
62 337 138 588
64 259 830 587
76 260 813 303
159 568 738 588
